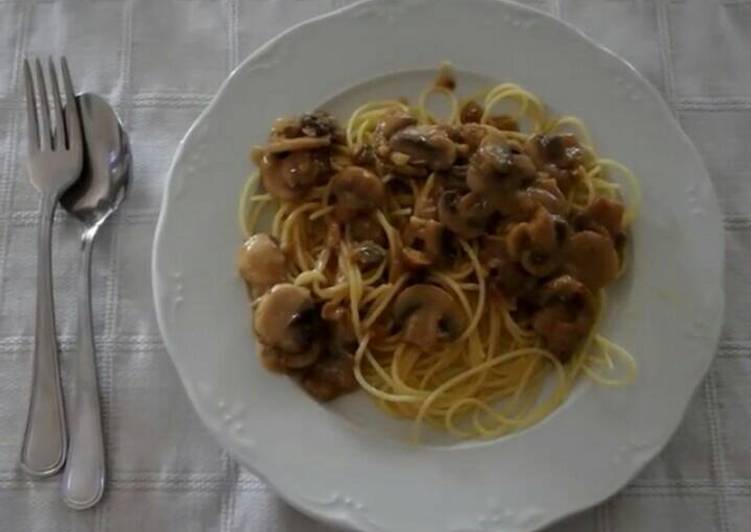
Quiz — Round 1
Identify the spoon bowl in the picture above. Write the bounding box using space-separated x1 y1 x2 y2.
62 93 130 227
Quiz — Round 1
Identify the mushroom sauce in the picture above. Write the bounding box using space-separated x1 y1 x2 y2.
236 68 637 439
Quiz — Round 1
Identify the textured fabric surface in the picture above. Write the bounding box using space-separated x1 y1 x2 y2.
0 0 748 530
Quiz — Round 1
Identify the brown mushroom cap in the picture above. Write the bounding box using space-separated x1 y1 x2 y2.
303 310 359 400
438 191 494 239
236 233 286 293
280 151 328 189
506 209 567 277
393 284 465 351
270 116 300 136
300 111 339 138
351 240 387 269
479 235 537 304
401 217 446 269
564 230 620 291
526 133 583 170
260 149 330 200
254 284 323 366
577 197 625 239
258 153 297 200
466 134 536 210
258 113 337 200
523 179 569 216
269 112 338 141
330 166 385 221
376 111 418 140
388 125 457 171
532 275 596 360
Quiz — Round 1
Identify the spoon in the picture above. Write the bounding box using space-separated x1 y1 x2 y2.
60 93 131 509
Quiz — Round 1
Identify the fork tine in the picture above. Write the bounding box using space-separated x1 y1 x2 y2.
60 57 81 153
34 59 51 151
23 60 39 152
47 57 66 150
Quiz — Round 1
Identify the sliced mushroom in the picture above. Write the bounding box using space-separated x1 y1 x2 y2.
280 151 329 189
258 153 296 200
438 191 494 239
300 111 339 138
563 230 620 291
526 133 583 170
259 149 330 200
351 240 387 269
532 275 596 361
388 125 457 171
523 178 569 216
236 233 286 295
401 217 446 268
330 166 385 221
258 112 338 200
293 311 358 400
506 208 567 277
393 284 465 351
576 197 625 239
269 111 339 140
269 116 303 140
301 351 358 401
479 235 537 304
376 111 418 140
254 284 323 368
467 134 537 213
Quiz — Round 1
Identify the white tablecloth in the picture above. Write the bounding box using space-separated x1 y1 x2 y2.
0 0 749 530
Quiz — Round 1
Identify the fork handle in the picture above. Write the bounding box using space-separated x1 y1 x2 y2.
61 228 105 509
20 193 67 477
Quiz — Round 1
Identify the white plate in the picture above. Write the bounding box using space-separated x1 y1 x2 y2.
152 0 724 530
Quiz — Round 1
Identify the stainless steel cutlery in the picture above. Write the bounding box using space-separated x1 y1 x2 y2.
20 58 130 510
60 94 131 509
20 57 82 479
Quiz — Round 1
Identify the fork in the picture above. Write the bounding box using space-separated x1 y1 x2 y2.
20 58 83 477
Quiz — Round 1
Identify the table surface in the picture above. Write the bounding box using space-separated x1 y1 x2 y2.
0 0 749 531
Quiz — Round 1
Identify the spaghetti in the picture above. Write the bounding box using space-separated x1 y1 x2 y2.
237 66 639 441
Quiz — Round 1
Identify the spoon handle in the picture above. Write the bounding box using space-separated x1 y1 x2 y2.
62 229 105 509
20 193 67 477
